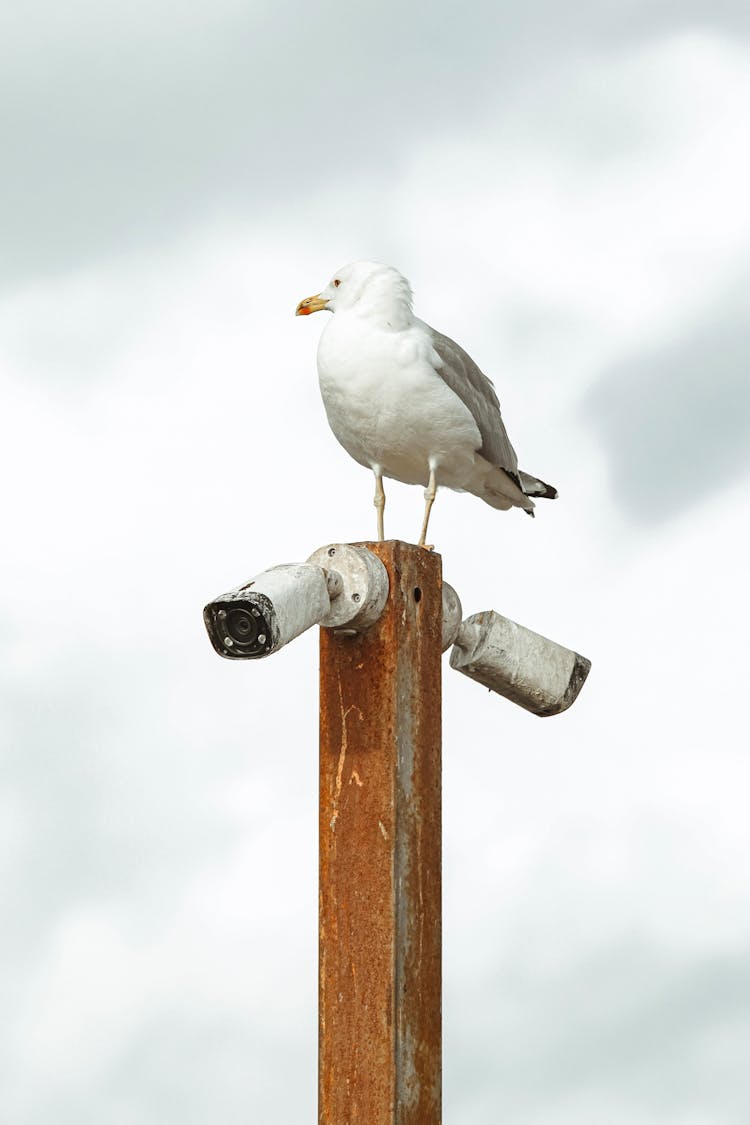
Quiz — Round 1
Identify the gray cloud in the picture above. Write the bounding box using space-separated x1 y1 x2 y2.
104 1009 313 1125
446 940 750 1122
583 283 750 521
3 4 750 1121
0 648 241 967
2 0 749 286
6 1006 313 1124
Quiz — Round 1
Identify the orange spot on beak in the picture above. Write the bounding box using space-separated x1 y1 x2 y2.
295 293 328 316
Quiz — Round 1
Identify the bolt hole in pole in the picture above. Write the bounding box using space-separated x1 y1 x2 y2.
413 586 422 603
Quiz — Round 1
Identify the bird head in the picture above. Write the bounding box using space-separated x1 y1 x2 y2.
295 261 413 326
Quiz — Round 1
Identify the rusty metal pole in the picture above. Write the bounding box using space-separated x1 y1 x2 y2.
319 541 442 1125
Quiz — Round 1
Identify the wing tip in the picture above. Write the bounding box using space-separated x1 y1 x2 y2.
523 476 558 501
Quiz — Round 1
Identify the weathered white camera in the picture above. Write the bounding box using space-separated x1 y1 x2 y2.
203 544 390 659
447 611 590 716
205 542 590 717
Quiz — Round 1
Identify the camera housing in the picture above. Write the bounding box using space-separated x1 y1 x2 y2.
203 545 390 660
449 610 591 716
204 563 332 660
204 544 591 718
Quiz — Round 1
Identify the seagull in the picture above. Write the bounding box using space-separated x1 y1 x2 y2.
296 261 556 546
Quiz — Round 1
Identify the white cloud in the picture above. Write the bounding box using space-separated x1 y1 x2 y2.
2 26 750 1125
395 32 750 382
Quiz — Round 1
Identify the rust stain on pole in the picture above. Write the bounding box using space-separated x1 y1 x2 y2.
319 541 442 1125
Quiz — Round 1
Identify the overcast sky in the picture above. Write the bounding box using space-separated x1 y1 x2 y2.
2 2 750 1122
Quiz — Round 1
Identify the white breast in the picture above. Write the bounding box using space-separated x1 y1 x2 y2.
317 313 481 488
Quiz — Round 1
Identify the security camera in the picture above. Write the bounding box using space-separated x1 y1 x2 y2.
448 610 590 717
203 545 390 659
204 542 590 717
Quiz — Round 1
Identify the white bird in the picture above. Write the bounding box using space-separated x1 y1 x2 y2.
296 261 556 546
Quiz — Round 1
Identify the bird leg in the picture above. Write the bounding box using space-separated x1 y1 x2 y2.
373 470 386 541
418 467 437 548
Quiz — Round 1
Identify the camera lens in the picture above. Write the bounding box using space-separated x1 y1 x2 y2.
226 608 258 646
204 596 274 658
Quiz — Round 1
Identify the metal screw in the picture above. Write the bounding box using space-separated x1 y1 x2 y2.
217 609 227 619
224 636 234 647
352 592 361 603
251 608 261 617
258 634 266 645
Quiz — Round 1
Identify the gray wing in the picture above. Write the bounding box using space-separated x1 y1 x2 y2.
423 322 519 475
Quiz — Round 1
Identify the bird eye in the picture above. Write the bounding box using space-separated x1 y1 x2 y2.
333 279 341 288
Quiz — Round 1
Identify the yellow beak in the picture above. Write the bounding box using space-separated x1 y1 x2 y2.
295 293 329 316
